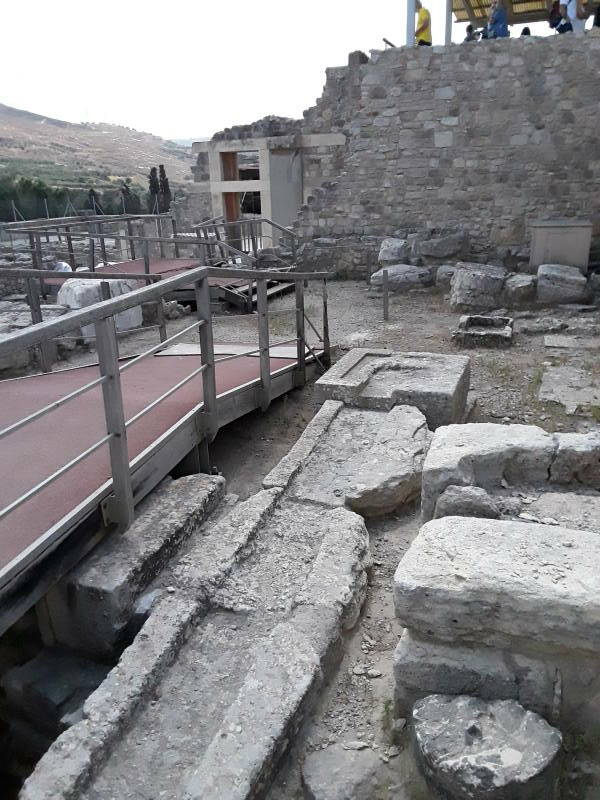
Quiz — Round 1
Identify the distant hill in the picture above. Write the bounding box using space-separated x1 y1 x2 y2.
0 102 195 190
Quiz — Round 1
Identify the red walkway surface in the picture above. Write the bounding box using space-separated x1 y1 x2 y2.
0 352 294 579
98 259 248 289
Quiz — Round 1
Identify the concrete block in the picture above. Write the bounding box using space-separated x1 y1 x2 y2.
264 402 431 516
394 516 600 656
45 475 225 659
421 423 556 521
393 631 557 720
314 349 470 429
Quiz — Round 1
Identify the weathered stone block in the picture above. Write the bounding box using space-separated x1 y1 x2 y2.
433 484 499 520
450 266 507 312
44 475 225 658
57 278 143 338
378 237 411 265
504 273 537 307
370 263 433 290
413 695 562 800
394 516 600 656
421 423 555 521
314 349 471 429
452 314 513 348
264 401 431 516
536 264 588 305
302 745 382 800
550 432 600 490
394 631 557 720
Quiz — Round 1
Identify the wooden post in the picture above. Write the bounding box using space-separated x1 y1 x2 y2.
98 222 108 263
195 276 217 443
28 233 38 270
155 277 167 342
156 216 165 259
295 280 306 387
142 237 150 275
171 217 180 258
100 280 111 302
383 269 389 321
445 0 453 45
322 278 331 367
257 278 271 411
26 277 52 373
126 219 136 260
96 314 134 531
88 236 95 272
249 221 258 258
65 226 75 269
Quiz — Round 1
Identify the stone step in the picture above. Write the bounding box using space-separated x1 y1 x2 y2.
394 516 600 657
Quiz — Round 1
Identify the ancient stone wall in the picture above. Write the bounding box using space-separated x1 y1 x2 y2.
295 34 600 277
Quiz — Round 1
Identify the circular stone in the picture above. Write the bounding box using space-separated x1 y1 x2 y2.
412 694 562 800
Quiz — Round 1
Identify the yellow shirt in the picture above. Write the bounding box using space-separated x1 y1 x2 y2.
416 7 432 43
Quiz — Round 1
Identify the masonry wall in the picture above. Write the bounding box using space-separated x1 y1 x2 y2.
295 33 600 277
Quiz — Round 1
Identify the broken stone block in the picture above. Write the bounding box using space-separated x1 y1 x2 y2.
504 273 537 307
538 364 600 415
264 402 431 516
314 349 470 429
370 263 433 291
416 231 468 260
550 432 600 490
302 745 382 800
449 265 507 312
293 507 371 630
452 314 514 348
44 475 225 659
433 485 499 520
421 423 555 521
57 277 143 338
536 264 588 306
412 695 562 800
394 516 600 656
436 263 457 289
1 648 109 737
377 237 411 265
394 631 557 720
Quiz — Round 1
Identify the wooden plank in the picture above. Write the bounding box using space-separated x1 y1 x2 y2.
295 280 306 387
256 279 271 411
25 278 52 373
195 277 218 439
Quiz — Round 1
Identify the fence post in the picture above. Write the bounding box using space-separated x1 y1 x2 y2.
155 277 167 342
195 275 218 444
25 277 52 373
383 269 390 321
126 219 136 260
96 314 135 531
88 237 95 272
171 217 180 259
257 278 271 411
156 216 165 259
295 279 306 387
28 233 38 270
142 237 150 275
65 226 75 269
322 278 331 367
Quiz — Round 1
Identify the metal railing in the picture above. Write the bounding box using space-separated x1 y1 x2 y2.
0 265 330 535
194 216 298 265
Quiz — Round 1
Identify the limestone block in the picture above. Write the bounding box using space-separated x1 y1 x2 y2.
450 266 507 312
436 263 457 289
378 237 411 265
57 278 143 338
412 695 562 800
433 485 499 520
550 432 600 490
536 264 588 306
314 349 471 429
264 402 431 516
370 263 433 291
504 274 537 307
293 507 371 630
302 745 382 800
184 623 322 800
394 516 600 656
421 423 555 521
393 631 557 720
416 232 467 260
0 332 32 370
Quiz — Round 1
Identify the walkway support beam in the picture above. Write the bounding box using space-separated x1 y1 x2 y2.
445 0 453 44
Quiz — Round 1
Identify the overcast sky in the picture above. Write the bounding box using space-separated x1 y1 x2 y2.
3 1 556 141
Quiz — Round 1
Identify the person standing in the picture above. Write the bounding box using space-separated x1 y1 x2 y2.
488 0 510 38
560 0 588 34
415 0 432 46
464 23 479 41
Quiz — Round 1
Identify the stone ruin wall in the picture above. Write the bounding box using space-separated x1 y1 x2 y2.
295 34 600 278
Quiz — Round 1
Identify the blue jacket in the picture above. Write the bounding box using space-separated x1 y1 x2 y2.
489 6 509 37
